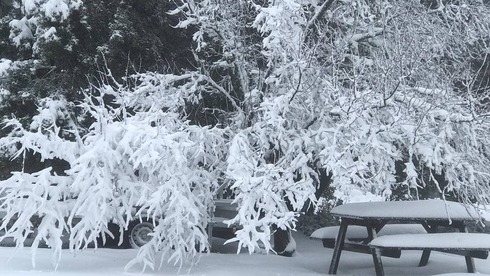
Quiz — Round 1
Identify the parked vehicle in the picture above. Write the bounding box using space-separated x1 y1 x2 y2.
0 197 239 249
104 198 240 248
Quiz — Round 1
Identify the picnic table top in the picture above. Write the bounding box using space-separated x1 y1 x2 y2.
330 199 481 222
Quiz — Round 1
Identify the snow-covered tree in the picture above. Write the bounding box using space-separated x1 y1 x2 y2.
8 0 82 53
168 0 490 254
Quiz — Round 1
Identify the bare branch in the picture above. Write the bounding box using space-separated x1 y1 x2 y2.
306 0 336 34
200 75 244 114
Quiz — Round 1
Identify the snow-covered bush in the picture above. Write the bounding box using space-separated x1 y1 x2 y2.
0 74 228 268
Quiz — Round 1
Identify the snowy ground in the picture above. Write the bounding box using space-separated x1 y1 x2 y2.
0 232 489 275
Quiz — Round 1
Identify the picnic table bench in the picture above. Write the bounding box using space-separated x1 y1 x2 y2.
311 224 427 257
369 232 490 276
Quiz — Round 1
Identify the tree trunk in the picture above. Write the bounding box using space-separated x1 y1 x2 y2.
273 225 295 257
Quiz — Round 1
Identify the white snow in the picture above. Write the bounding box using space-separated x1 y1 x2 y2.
370 233 490 250
41 27 58 41
43 0 70 21
311 225 369 240
311 224 427 240
0 59 12 77
9 17 35 47
330 199 480 221
0 232 489 275
333 187 384 203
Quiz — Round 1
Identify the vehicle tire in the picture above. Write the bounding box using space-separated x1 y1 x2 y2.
126 220 154 248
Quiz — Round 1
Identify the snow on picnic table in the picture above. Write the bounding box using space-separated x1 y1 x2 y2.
0 232 490 275
310 224 427 240
370 233 490 250
330 199 480 221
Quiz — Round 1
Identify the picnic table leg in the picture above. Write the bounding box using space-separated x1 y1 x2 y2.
465 255 476 273
371 247 385 276
418 250 431 266
419 223 438 266
207 222 214 251
367 225 384 276
328 220 349 274
456 223 476 273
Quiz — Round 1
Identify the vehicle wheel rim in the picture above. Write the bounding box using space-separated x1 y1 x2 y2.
130 222 153 248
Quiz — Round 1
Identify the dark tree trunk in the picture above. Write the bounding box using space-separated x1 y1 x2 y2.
273 166 333 256
302 167 333 214
273 225 294 257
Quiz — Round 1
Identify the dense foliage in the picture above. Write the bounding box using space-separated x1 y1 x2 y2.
0 0 490 271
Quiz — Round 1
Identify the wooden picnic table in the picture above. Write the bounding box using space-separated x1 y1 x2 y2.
327 199 481 274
